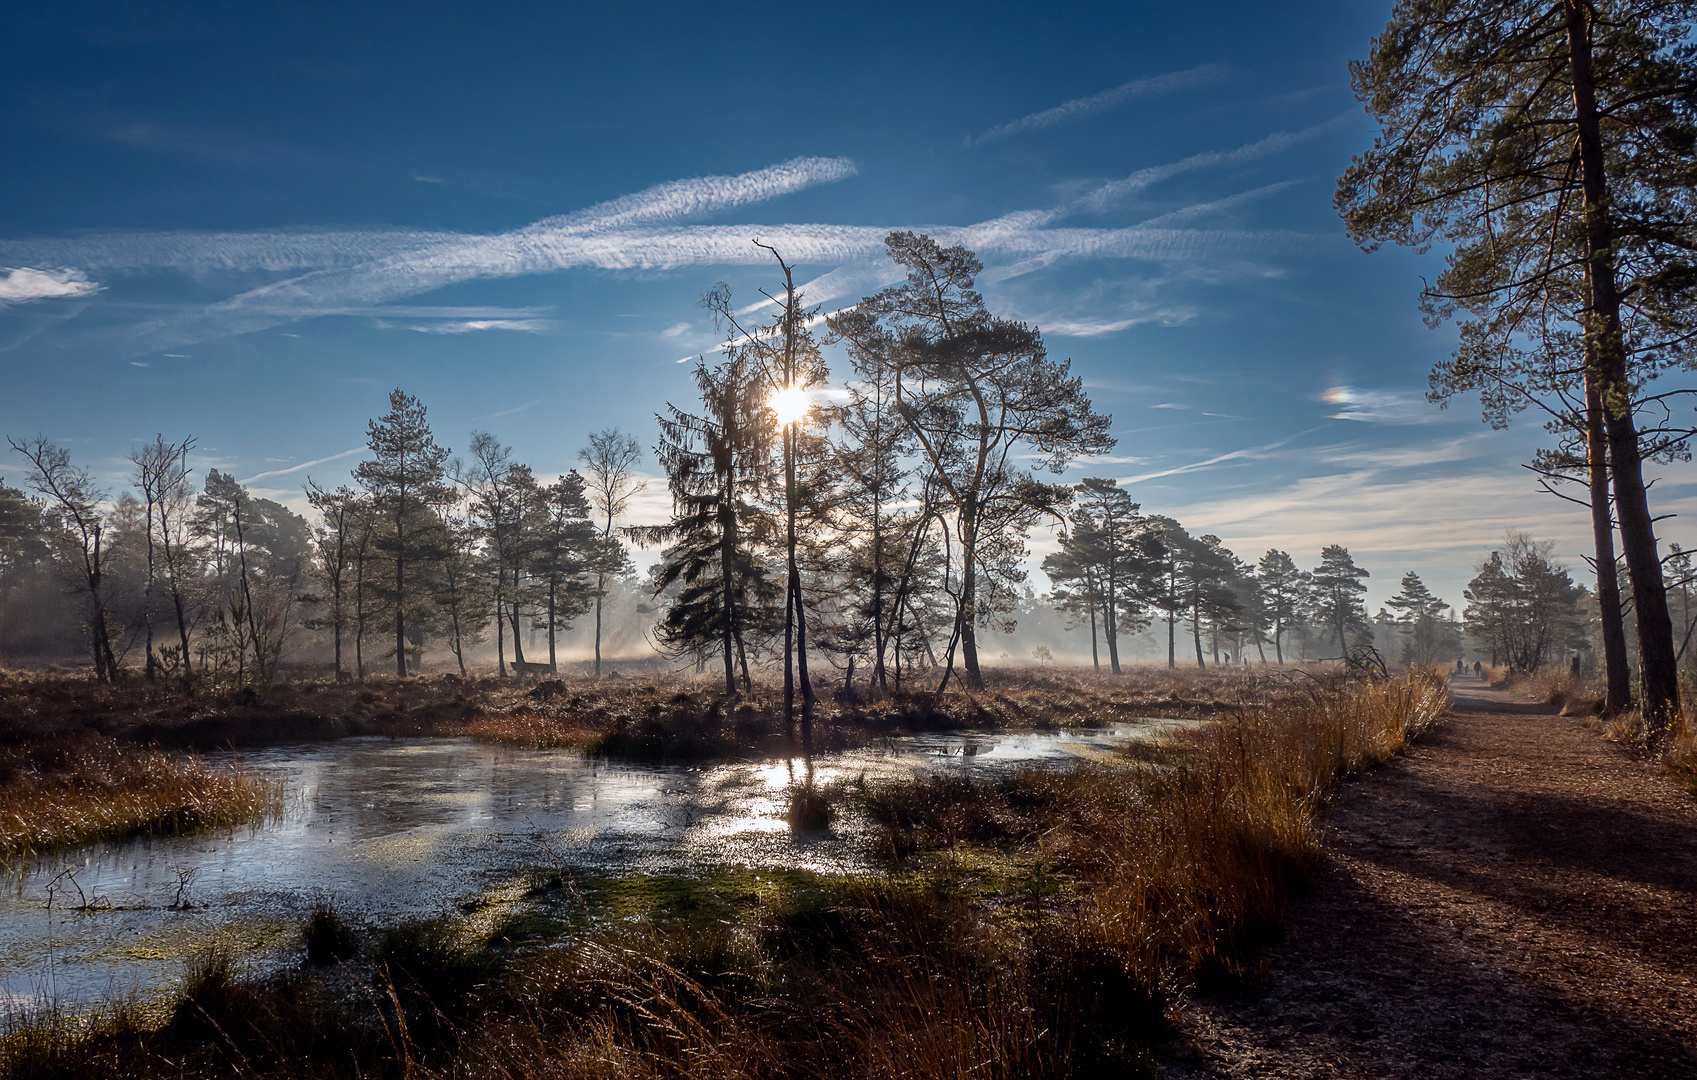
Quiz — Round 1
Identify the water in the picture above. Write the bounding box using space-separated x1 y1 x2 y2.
0 723 1188 1010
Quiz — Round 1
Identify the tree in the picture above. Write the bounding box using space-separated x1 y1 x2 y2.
355 390 451 677
829 351 913 691
305 482 365 680
531 471 605 673
427 508 489 677
829 232 1114 689
130 435 196 683
194 470 309 684
1386 570 1452 665
632 357 779 695
1338 0 1697 736
1143 517 1195 669
8 437 118 681
578 428 645 678
1187 535 1244 668
1043 478 1156 674
1465 533 1584 671
456 432 536 676
704 244 830 723
0 479 49 663
1310 545 1371 655
1255 550 1307 664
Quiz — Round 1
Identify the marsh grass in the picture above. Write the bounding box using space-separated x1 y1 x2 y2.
0 669 1446 1080
0 737 281 862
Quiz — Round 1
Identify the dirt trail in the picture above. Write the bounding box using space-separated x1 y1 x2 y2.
1160 676 1697 1079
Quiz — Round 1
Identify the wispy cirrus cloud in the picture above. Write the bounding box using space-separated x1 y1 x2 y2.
1133 179 1304 229
1078 114 1349 215
973 64 1231 144
2 136 1344 358
405 318 553 334
0 267 101 304
1114 428 1322 486
237 446 365 485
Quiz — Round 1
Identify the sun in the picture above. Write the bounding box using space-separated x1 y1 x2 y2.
768 386 812 424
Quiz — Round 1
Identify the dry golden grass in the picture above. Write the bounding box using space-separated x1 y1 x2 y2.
465 710 599 749
0 737 280 861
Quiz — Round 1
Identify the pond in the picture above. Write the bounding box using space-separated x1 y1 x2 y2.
0 722 1192 1011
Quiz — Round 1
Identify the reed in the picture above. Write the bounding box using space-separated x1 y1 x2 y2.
0 737 280 861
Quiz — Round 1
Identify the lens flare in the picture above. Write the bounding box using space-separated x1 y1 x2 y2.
768 386 812 424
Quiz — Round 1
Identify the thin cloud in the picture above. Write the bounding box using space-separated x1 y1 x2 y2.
0 267 100 304
1152 402 1191 410
974 64 1230 144
1079 113 1349 214
661 321 691 338
1323 385 1446 425
237 446 366 485
1115 428 1321 486
471 397 548 421
406 318 553 334
1134 179 1304 229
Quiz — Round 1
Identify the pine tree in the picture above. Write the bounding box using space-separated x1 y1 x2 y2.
1310 545 1371 656
632 357 779 696
1339 0 1697 733
354 389 451 677
1255 549 1307 664
1386 570 1451 665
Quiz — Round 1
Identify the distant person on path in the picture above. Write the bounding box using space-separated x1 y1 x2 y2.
1473 661 1482 678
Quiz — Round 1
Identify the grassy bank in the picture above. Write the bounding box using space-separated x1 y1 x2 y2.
0 665 1328 762
0 668 1447 1079
0 735 281 861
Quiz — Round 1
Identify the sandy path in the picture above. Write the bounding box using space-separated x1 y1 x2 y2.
1159 676 1697 1079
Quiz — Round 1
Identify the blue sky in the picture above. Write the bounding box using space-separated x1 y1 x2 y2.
4 0 1693 610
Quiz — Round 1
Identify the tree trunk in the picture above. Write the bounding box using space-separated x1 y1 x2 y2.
593 574 605 678
958 519 983 689
394 507 407 677
720 482 737 698
1104 572 1121 675
547 578 557 674
1567 1 1681 738
143 498 157 682
1191 596 1205 667
1167 614 1176 669
1586 383 1632 714
1087 594 1099 672
1274 622 1284 665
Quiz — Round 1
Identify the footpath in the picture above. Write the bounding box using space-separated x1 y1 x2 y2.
1160 675 1697 1079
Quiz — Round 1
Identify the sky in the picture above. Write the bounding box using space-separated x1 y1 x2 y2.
4 0 1695 612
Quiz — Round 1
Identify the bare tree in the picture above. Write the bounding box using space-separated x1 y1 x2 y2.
130 435 195 683
577 428 644 678
9 436 118 681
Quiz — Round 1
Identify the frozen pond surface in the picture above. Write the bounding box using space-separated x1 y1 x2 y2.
0 723 1191 1009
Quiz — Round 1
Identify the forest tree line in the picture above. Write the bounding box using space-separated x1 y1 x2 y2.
0 233 1627 693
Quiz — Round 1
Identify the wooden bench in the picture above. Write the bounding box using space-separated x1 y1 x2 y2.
507 660 555 677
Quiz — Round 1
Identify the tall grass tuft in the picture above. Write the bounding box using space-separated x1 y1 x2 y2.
0 738 280 862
